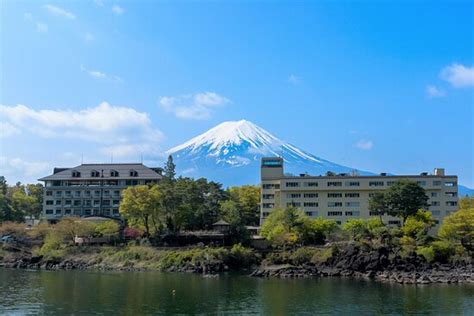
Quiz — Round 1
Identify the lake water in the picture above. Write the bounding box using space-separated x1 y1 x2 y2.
1 268 473 315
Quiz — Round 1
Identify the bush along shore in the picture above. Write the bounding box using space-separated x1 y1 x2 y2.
1 242 473 284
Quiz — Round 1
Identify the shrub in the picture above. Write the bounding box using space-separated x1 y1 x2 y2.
431 240 454 263
438 207 474 252
310 247 333 264
28 223 51 240
416 246 434 262
0 221 27 239
342 219 368 240
228 243 259 268
95 220 120 238
124 227 142 240
289 247 318 265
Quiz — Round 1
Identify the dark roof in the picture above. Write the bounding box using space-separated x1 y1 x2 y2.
38 163 162 181
213 220 230 226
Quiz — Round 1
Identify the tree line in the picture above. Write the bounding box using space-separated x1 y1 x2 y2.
0 176 43 222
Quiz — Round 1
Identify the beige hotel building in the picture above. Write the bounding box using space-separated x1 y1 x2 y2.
260 157 459 227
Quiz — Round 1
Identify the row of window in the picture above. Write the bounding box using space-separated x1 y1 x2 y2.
72 169 138 178
45 199 120 206
262 210 451 219
46 190 121 197
45 208 120 216
281 180 457 188
46 179 156 187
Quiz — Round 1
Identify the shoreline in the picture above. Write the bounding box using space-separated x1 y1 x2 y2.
1 245 473 285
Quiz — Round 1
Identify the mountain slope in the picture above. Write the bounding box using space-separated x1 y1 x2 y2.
166 120 370 186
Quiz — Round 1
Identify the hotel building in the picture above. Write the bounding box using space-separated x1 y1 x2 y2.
260 157 458 227
39 163 162 223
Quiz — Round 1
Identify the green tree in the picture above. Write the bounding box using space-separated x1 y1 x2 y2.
227 185 260 226
342 219 368 240
438 206 474 251
401 210 435 240
163 155 176 183
120 185 163 237
384 180 429 224
95 220 120 238
368 191 387 223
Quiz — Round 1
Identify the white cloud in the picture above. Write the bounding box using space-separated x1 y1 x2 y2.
426 85 445 98
43 4 76 19
81 65 122 82
288 74 302 85
159 92 230 120
83 33 94 43
354 139 373 150
112 5 125 15
0 122 20 138
440 63 474 88
36 22 48 33
24 12 33 20
0 102 164 161
0 156 50 178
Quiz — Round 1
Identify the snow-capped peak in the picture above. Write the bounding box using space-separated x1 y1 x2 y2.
167 120 282 154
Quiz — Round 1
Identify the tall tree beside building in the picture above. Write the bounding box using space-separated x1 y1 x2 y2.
368 191 388 223
120 185 163 237
163 155 176 183
227 185 260 226
384 180 429 224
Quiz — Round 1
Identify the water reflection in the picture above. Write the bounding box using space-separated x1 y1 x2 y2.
1 269 473 315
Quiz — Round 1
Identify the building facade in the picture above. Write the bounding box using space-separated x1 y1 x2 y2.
260 157 458 227
39 163 162 223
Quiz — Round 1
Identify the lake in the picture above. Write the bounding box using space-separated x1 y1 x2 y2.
1 268 473 315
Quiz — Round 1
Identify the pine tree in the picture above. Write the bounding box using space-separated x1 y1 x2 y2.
163 155 176 183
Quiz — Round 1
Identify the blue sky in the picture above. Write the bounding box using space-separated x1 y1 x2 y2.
0 0 473 187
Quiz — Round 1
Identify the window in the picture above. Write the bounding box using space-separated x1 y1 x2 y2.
304 182 318 187
55 200 61 205
431 201 440 206
417 181 426 186
305 211 315 217
304 202 318 207
446 210 454 216
94 191 100 197
55 191 62 197
287 202 301 207
303 193 318 198
46 191 53 196
445 192 457 197
336 221 342 225
345 181 360 187
328 202 343 207
368 193 376 198
129 170 138 177
113 200 120 206
65 200 72 205
262 194 274 199
104 190 110 197
65 191 71 197
64 209 72 215
433 181 442 186
125 180 138 186
345 202 360 207
262 203 275 209
72 170 81 178
327 181 342 187
262 212 270 218
327 193 342 198
262 184 280 189
84 190 91 197
91 170 100 177
93 200 100 206
431 210 441 216
55 209 61 215
84 200 92 206
431 192 438 197
369 211 379 216
287 193 301 199
113 190 120 197
388 220 401 226
84 209 92 216
345 193 360 198
74 191 81 197
46 200 53 205
45 209 54 214
328 211 343 216
345 211 360 216
286 182 299 187
386 181 395 186
444 182 456 187
113 208 119 215
103 200 111 206
110 170 119 177
73 200 81 206
369 181 384 187
446 201 458 206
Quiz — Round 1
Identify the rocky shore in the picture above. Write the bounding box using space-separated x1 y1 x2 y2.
1 244 473 284
250 244 474 284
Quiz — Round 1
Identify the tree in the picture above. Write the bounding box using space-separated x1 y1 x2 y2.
401 210 435 240
342 219 368 240
54 217 97 243
368 192 387 223
227 185 260 226
163 155 176 183
120 185 163 237
384 180 429 224
95 220 120 238
438 206 474 251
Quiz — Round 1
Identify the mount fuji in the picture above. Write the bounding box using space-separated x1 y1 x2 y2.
166 120 371 186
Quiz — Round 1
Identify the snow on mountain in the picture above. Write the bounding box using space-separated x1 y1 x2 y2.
166 120 369 186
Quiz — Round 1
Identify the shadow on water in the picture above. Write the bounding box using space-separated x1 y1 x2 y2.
1 268 473 315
